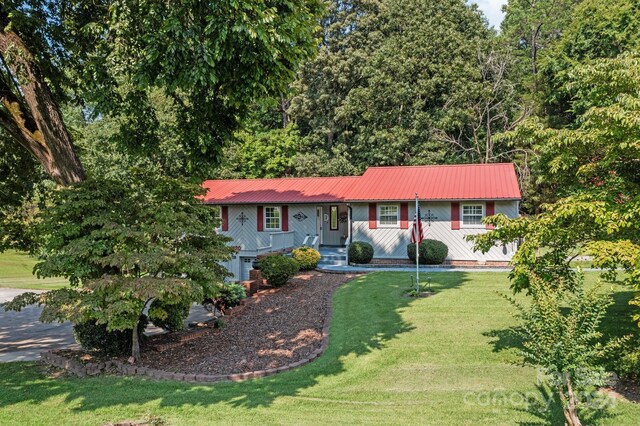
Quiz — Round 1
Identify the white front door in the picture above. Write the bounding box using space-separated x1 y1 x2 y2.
240 257 255 281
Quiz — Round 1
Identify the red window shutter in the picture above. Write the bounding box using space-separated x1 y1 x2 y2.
282 205 289 231
400 202 408 229
368 203 377 229
485 201 495 230
451 202 460 230
257 206 263 232
221 206 229 231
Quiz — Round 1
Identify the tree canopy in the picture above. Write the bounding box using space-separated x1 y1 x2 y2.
0 0 323 184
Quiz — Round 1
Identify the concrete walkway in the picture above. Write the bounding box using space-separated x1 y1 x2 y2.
318 265 512 273
0 288 215 362
318 265 608 273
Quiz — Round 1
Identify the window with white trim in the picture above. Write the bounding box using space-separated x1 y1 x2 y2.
462 204 484 226
378 204 399 227
264 206 281 230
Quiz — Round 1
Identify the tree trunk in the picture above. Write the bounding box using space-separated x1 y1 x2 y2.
0 29 85 186
558 376 582 426
530 22 543 77
279 94 290 128
131 320 141 362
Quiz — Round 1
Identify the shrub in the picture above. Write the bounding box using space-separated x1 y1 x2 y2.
407 239 449 264
148 300 191 331
219 283 247 308
292 246 321 270
349 241 374 264
260 254 300 287
73 317 148 356
607 339 640 381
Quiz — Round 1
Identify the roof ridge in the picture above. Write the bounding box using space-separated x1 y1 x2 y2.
203 175 362 183
365 163 513 170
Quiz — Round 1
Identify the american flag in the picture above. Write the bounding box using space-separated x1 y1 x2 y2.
411 207 423 245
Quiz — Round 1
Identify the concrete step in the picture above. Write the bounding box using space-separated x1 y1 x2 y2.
318 259 348 266
320 254 347 261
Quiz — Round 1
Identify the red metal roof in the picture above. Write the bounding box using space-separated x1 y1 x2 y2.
202 163 521 204
346 163 521 201
202 176 360 204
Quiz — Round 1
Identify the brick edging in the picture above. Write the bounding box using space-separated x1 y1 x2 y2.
40 277 341 383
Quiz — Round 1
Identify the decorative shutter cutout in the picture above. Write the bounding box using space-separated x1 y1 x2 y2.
400 202 408 229
282 205 289 231
257 206 263 232
221 206 229 231
485 201 495 230
368 203 377 229
451 202 460 230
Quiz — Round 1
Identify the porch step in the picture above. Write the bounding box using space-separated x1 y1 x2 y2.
318 254 348 267
320 254 347 261
318 259 348 266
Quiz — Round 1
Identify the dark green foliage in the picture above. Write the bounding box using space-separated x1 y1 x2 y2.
290 0 493 171
73 318 148 356
148 300 191 332
260 254 300 287
291 246 321 270
1 0 324 180
607 338 640 381
407 240 449 265
216 126 303 179
617 348 640 381
218 283 247 308
4 172 234 359
348 242 374 264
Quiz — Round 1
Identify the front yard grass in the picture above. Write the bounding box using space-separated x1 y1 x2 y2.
0 271 638 425
0 250 68 290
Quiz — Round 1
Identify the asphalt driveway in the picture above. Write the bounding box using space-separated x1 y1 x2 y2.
0 288 215 362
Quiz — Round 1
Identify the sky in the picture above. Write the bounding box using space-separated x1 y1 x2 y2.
469 0 508 29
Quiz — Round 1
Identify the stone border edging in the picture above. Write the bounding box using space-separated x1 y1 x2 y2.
40 277 342 383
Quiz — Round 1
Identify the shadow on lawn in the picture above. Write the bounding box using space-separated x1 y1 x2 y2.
0 271 471 413
484 281 635 426
513 383 617 426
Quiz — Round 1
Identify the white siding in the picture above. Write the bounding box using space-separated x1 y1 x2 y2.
287 205 319 246
351 201 518 261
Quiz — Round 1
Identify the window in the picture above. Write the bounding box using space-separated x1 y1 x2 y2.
378 204 399 226
462 204 484 226
264 206 281 230
330 206 339 230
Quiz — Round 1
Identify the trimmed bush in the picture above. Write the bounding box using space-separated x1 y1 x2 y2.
73 317 148 356
349 241 374 264
219 283 247 308
149 300 191 331
292 246 321 270
407 239 449 265
260 254 300 287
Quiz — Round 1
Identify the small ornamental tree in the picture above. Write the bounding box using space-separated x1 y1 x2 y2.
504 273 625 426
4 171 233 360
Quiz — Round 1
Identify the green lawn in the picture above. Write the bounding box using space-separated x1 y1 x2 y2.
0 272 638 425
0 250 68 290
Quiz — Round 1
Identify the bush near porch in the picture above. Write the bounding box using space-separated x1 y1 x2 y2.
407 239 449 264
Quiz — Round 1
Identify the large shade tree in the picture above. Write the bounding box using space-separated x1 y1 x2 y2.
0 0 323 185
290 0 494 171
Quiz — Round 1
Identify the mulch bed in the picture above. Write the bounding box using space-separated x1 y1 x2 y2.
134 271 359 376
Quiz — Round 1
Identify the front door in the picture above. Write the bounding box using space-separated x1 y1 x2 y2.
240 257 255 281
321 204 348 246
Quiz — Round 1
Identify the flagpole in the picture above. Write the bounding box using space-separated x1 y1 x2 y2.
415 193 419 292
